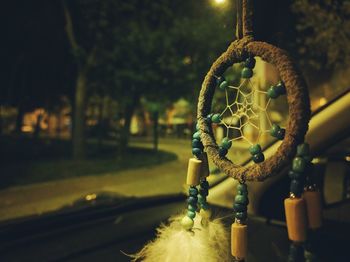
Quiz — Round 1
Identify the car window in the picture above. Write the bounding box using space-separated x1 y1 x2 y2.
0 1 349 222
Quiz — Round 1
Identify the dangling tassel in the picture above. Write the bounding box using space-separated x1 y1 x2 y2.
130 129 229 262
231 182 248 261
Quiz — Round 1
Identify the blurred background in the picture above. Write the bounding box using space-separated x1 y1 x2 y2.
0 0 349 222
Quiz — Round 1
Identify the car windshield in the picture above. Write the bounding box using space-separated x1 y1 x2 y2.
0 0 349 222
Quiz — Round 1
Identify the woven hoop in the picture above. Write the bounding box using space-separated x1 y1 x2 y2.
197 38 310 181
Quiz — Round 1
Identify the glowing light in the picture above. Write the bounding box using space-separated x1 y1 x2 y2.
85 194 97 201
214 0 226 4
22 126 33 132
319 97 327 106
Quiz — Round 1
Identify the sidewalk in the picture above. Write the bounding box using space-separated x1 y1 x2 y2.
0 139 192 222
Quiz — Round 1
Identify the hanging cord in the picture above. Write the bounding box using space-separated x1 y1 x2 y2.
235 0 254 40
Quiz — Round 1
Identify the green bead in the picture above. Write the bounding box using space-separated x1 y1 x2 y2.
235 211 247 221
192 139 202 148
219 80 228 90
199 187 208 196
206 113 213 123
218 147 228 157
188 205 197 212
297 143 310 157
288 170 302 179
293 157 306 173
221 137 232 149
276 128 285 140
196 122 200 131
192 147 202 157
198 194 205 203
211 113 221 123
192 131 201 140
237 183 248 194
216 76 225 86
244 57 256 69
290 179 303 196
252 152 265 163
200 180 209 189
275 81 286 95
270 124 281 137
181 216 194 230
235 194 249 205
187 196 198 205
201 202 209 210
189 187 198 196
249 144 262 155
187 211 196 219
233 203 247 212
267 86 279 99
241 67 253 78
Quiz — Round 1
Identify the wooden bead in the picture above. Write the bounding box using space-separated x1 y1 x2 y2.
231 222 247 259
284 198 307 242
303 190 322 229
186 158 202 186
199 152 210 178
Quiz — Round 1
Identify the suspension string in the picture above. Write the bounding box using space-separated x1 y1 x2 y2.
235 0 243 39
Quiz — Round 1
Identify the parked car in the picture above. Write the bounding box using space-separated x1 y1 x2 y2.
0 90 349 261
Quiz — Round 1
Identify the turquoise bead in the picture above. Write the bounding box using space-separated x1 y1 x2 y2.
187 196 198 205
241 67 253 78
235 211 247 221
219 147 228 157
189 187 198 196
267 86 279 99
249 144 262 155
211 113 221 123
187 211 196 219
270 124 281 137
244 57 256 69
292 157 306 173
276 81 286 95
252 152 265 163
276 128 285 140
297 143 310 157
206 113 213 123
192 131 201 140
201 202 209 210
200 180 209 189
221 137 232 149
237 183 248 194
196 122 200 131
235 194 249 205
233 203 247 212
192 147 202 157
181 216 194 230
192 139 202 148
188 205 197 212
288 170 302 179
216 76 225 86
199 187 208 196
219 80 228 90
198 194 205 204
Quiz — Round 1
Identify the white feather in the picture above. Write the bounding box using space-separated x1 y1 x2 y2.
129 212 230 262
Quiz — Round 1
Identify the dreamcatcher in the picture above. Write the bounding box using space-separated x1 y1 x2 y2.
131 1 322 261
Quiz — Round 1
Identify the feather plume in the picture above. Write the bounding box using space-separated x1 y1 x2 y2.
129 212 230 262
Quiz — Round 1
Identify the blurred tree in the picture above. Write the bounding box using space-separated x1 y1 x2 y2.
292 0 350 70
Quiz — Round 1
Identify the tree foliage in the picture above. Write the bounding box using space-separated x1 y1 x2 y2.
292 0 350 70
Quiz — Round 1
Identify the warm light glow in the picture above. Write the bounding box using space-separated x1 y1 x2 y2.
214 0 226 4
211 0 227 7
85 193 97 201
319 97 327 106
22 126 33 132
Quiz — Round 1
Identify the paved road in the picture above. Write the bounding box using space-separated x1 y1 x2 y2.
0 138 193 222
